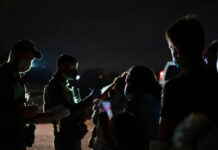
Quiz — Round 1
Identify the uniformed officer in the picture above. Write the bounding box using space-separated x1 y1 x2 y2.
0 40 42 150
43 54 96 150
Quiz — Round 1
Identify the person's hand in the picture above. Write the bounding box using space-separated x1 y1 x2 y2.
89 88 102 100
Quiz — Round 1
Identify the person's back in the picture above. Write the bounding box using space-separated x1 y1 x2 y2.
124 66 162 141
161 64 218 132
160 15 218 145
126 93 161 140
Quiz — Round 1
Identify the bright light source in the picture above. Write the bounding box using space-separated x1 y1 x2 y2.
159 70 164 81
76 75 80 80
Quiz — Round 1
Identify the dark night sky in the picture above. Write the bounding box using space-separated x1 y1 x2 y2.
0 0 218 74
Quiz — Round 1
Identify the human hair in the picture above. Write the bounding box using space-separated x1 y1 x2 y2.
166 15 205 60
112 75 126 93
127 65 161 98
56 54 77 67
173 113 216 150
206 40 218 61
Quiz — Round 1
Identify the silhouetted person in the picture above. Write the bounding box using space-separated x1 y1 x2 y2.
110 73 128 115
203 40 218 73
172 113 218 150
159 15 218 145
43 54 97 150
88 72 127 150
109 112 147 150
124 65 162 148
0 40 42 150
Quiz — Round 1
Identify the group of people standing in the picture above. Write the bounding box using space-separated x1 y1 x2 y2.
0 14 217 150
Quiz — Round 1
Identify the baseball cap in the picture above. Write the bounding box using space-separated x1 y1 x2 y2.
11 40 42 59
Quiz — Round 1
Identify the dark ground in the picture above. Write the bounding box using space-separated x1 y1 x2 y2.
27 120 94 150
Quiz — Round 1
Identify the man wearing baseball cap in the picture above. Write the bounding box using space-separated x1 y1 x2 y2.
0 40 42 150
9 40 42 72
43 54 101 150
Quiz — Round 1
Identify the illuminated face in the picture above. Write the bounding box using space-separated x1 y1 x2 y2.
124 75 129 95
124 74 133 101
168 40 180 68
66 62 79 80
168 40 176 60
18 51 35 73
69 62 78 70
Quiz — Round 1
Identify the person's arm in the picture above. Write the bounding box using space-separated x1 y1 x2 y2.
88 126 97 148
67 90 99 121
159 117 175 144
0 82 37 123
98 111 114 149
43 83 73 111
67 89 101 119
43 85 51 112
159 81 177 145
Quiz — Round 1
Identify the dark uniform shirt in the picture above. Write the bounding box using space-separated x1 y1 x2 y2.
0 63 27 149
43 73 86 135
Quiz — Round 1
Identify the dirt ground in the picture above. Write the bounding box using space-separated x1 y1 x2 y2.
27 120 94 150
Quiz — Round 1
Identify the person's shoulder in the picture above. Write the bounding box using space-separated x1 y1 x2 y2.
198 65 218 83
47 74 65 87
164 76 183 90
0 63 8 74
